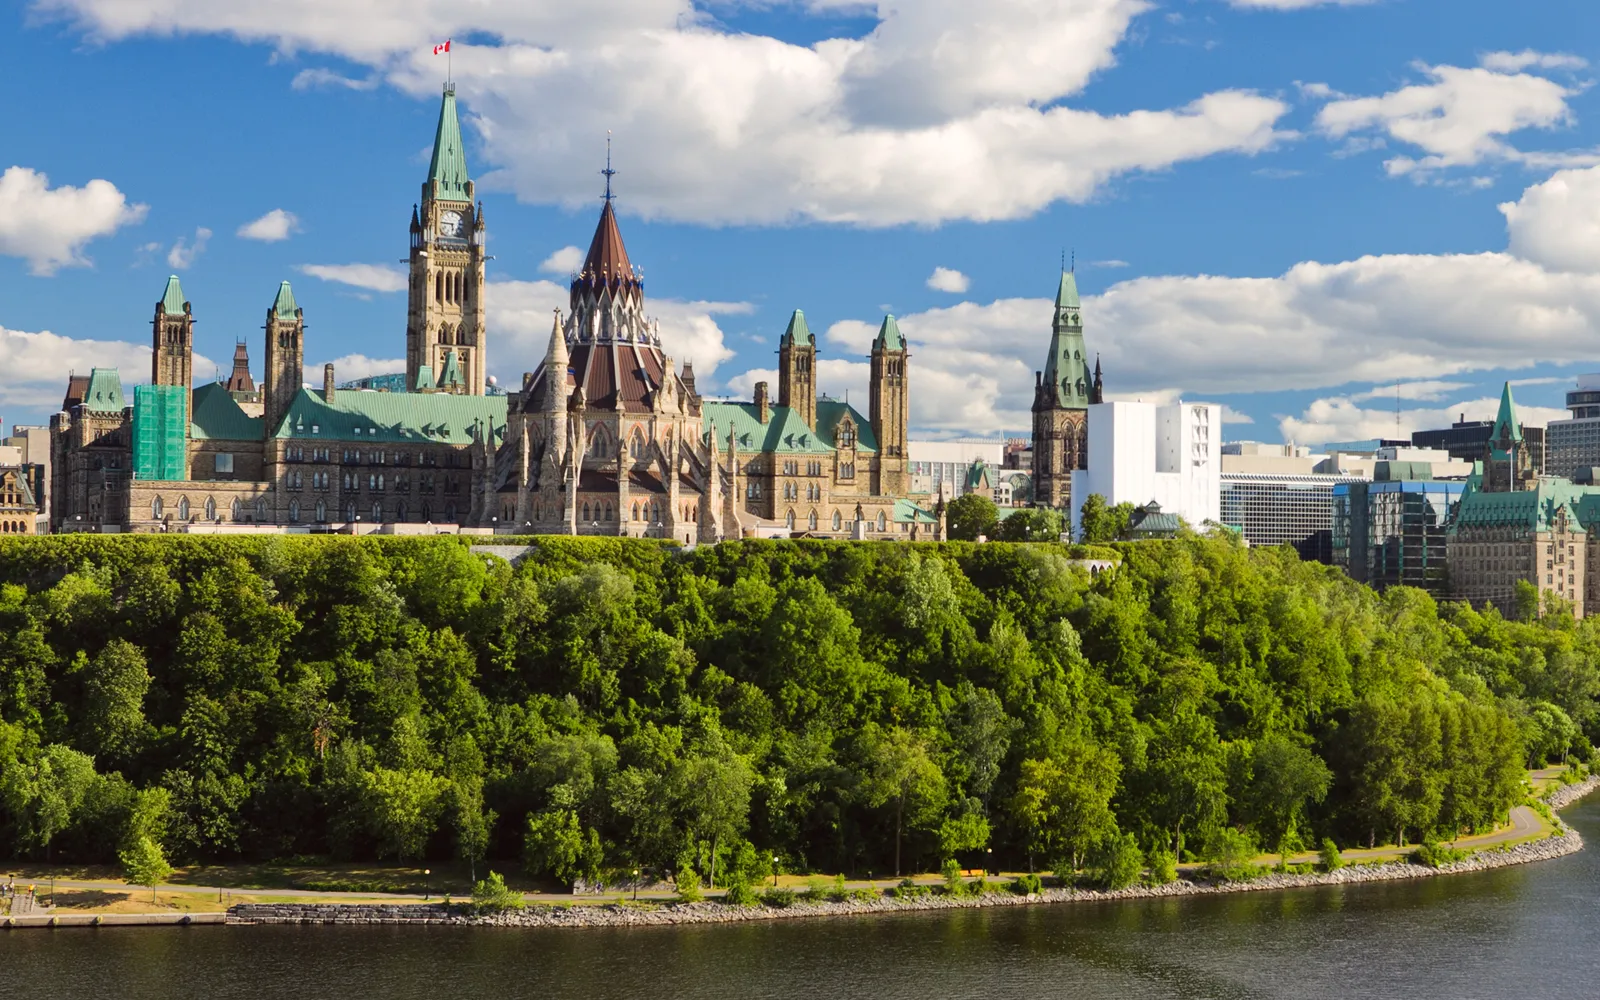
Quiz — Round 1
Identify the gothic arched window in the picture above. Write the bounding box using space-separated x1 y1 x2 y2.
204 496 216 520
787 510 796 530
345 500 357 522
232 497 242 520
832 510 842 531
583 502 592 522
632 502 640 521
372 502 383 522
289 500 300 523
435 271 443 304
256 498 267 520
178 497 190 521
808 511 818 531
878 512 887 532
152 497 163 520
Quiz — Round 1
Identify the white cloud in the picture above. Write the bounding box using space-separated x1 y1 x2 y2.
0 323 218 413
39 0 1293 227
1501 166 1600 273
538 245 584 275
291 68 378 90
312 353 406 382
1280 394 1570 446
166 226 212 268
296 263 407 292
237 208 300 242
1348 380 1472 403
483 278 743 386
1092 259 1130 268
1219 405 1254 424
1479 50 1588 74
926 267 970 294
0 166 147 275
1314 59 1592 178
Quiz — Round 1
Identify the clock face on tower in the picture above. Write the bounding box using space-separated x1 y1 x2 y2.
439 210 464 239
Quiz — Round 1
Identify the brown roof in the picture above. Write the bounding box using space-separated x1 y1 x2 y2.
582 201 633 283
563 340 674 414
225 342 256 393
63 375 89 411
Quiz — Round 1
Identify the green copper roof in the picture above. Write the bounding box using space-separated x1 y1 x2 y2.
1451 476 1598 533
427 85 472 201
966 459 993 491
815 399 879 453
781 309 813 346
1041 270 1091 410
414 362 437 391
703 402 834 454
272 388 506 446
160 275 186 314
873 315 905 351
1491 381 1523 445
1055 270 1081 311
272 281 299 320
894 498 937 524
189 382 263 441
83 368 127 413
439 349 464 389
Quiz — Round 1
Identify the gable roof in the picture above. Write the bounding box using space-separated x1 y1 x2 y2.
191 382 263 441
815 399 879 453
272 388 507 446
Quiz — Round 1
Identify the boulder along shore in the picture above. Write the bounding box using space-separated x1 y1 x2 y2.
227 775 1600 930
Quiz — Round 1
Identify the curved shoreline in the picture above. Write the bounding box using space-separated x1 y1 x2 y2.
225 775 1600 930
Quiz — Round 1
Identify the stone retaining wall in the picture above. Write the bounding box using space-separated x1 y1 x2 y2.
227 819 1588 930
1545 773 1600 810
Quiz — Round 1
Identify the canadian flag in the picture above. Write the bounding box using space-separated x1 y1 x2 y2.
432 39 451 55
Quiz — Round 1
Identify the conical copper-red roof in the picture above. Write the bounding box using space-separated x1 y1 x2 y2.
581 201 633 282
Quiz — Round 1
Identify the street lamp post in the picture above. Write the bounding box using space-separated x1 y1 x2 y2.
772 856 779 888
987 848 994 877
633 868 640 902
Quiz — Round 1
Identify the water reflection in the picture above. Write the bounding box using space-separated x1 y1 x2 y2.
10 800 1600 1000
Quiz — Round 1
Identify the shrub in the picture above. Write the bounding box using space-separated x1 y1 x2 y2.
891 878 931 900
965 877 991 896
1318 839 1345 873
832 873 848 900
1090 832 1143 891
1008 873 1043 896
1145 848 1178 886
469 871 525 914
941 858 969 897
1410 837 1468 869
760 887 796 908
723 875 759 905
675 866 703 903
1204 828 1260 882
801 876 831 902
845 887 879 903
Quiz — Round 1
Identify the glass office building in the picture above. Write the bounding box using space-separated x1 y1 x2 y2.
1220 473 1365 563
1333 480 1465 594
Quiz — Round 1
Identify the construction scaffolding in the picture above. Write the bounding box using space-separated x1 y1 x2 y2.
133 384 188 481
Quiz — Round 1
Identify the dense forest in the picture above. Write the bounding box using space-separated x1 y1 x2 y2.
0 533 1593 888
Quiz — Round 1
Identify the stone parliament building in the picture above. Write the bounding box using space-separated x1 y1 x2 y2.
49 84 955 540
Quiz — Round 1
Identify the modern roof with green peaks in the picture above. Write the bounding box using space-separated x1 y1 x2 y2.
781 309 813 346
1491 381 1522 444
427 85 472 201
874 315 905 351
160 275 186 314
1055 270 1081 311
272 281 299 319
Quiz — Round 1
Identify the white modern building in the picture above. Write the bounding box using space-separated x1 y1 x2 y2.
909 438 1004 498
1070 400 1221 537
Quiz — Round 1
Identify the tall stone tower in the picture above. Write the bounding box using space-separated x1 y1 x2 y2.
264 281 304 431
1484 381 1535 493
151 274 194 416
1032 270 1095 512
870 315 910 496
777 309 817 429
407 83 487 395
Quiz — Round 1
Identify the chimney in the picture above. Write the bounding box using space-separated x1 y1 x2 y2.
324 363 336 403
755 381 770 423
681 362 698 398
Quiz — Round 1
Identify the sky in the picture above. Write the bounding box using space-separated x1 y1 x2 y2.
4 0 1600 447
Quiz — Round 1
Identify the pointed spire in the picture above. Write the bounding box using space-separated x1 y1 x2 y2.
427 84 471 201
160 275 187 314
439 349 464 390
873 315 905 351
1492 381 1523 444
781 309 814 347
581 200 634 284
544 310 569 413
1055 270 1080 312
272 280 299 320
226 342 255 393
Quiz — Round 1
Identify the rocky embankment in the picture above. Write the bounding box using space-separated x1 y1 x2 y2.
1545 773 1600 809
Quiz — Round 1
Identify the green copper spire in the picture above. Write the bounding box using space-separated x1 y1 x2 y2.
414 361 437 391
160 275 186 314
1492 381 1523 444
781 309 814 347
427 84 471 201
1041 270 1091 409
873 315 905 351
439 349 464 389
272 280 299 320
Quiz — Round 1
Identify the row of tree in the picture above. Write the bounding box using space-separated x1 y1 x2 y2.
0 530 1588 887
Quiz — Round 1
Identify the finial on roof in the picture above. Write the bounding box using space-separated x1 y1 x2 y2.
602 131 616 204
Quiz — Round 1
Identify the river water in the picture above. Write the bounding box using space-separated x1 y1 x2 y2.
11 800 1600 999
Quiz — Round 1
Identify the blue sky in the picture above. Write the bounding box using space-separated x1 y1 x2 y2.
4 0 1600 445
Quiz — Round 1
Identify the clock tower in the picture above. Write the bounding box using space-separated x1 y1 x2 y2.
407 83 488 395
